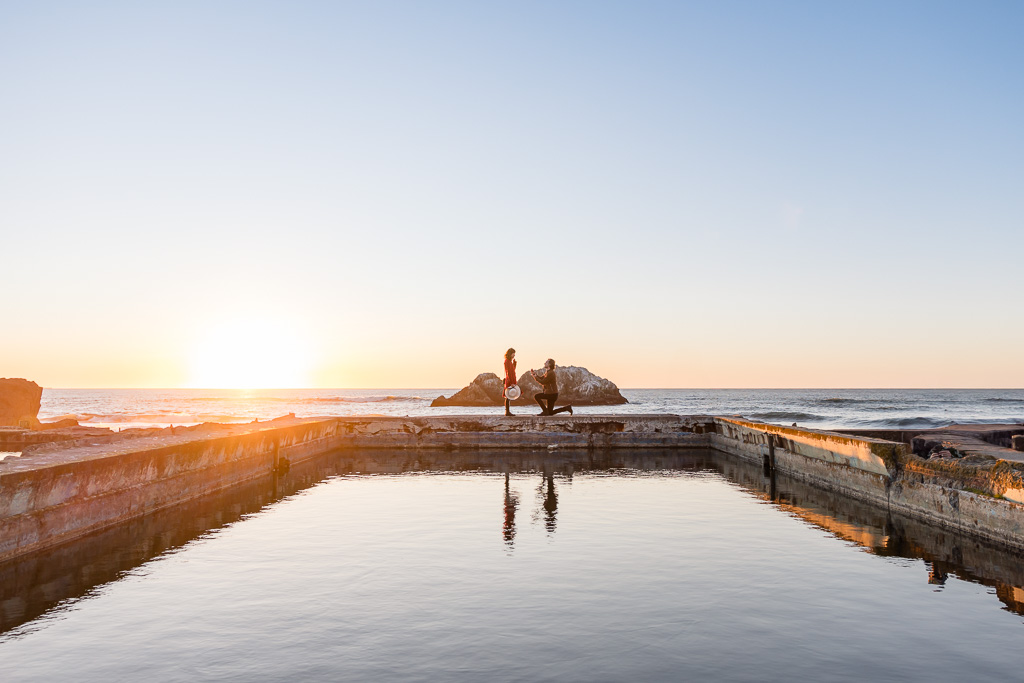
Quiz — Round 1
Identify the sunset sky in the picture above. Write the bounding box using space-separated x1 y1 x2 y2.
3 1 1022 388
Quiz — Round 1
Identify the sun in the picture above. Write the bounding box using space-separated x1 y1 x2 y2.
187 319 313 389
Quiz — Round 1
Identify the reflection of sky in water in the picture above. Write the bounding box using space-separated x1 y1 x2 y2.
4 452 1024 681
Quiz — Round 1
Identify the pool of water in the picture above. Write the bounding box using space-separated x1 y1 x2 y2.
2 449 1024 681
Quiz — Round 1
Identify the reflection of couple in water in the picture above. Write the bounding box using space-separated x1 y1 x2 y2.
503 348 573 417
502 469 558 549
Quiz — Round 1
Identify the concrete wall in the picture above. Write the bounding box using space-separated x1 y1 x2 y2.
711 417 898 510
0 419 341 563
712 418 901 476
325 414 713 450
710 417 1024 552
0 415 710 564
6 412 1024 566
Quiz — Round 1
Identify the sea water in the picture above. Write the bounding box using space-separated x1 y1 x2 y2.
36 388 1024 431
2 449 1024 682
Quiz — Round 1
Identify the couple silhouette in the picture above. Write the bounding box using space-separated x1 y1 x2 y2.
503 348 573 417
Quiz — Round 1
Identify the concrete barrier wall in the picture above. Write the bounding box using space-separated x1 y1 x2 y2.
888 478 1024 550
6 413 1024 565
711 418 897 509
710 417 1024 552
325 415 713 450
712 418 901 477
0 420 341 563
0 415 710 564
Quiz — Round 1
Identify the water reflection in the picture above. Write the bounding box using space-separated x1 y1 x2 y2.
0 452 344 636
928 562 948 587
717 455 1024 613
502 472 518 549
4 447 1024 639
539 468 558 534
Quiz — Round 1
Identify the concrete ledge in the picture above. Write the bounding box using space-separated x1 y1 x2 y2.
712 417 903 477
325 414 714 450
710 418 896 512
9 444 1024 636
0 415 712 564
710 417 1024 552
6 413 1024 566
0 419 342 563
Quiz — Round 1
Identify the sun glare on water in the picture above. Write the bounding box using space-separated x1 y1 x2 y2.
188 320 313 389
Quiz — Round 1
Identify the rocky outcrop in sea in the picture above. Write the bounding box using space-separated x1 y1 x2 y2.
0 378 43 428
430 366 627 407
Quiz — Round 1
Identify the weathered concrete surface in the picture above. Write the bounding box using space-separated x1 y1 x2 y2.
711 417 899 512
8 445 1024 637
716 450 1024 616
712 417 904 476
839 424 1024 459
1 426 118 453
0 379 42 429
326 414 710 449
711 417 1024 552
0 414 710 564
6 412 1024 567
0 417 342 563
910 428 1024 463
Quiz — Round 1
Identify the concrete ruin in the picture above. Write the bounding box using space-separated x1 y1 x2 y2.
3 415 1024 565
7 446 1024 636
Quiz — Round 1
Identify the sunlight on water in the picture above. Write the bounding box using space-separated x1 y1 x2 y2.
2 450 1024 681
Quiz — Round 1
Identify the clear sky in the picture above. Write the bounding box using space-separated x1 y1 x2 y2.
2 1 1022 388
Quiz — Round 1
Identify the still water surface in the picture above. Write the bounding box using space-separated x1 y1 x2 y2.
2 450 1024 681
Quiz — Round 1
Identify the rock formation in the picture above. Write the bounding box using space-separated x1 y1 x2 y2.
430 373 506 407
0 378 43 428
431 366 627 407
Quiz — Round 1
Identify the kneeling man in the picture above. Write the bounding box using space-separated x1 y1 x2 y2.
531 359 573 416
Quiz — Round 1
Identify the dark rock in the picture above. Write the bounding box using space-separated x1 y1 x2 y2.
431 373 505 407
0 378 43 428
431 366 627 407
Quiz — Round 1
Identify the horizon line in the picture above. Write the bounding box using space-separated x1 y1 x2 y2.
35 386 1024 391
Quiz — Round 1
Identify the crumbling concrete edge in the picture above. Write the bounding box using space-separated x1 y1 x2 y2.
710 417 1024 553
6 413 1024 565
0 419 343 563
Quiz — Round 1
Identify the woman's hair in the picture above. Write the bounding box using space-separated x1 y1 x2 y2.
545 358 555 367
505 348 516 360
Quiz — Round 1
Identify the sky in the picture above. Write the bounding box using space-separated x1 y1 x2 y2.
1 1 1022 389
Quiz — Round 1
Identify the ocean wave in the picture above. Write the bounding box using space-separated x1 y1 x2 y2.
981 398 1024 404
844 416 952 429
816 398 906 407
745 411 825 422
77 413 249 424
181 396 427 404
818 398 876 404
301 396 429 404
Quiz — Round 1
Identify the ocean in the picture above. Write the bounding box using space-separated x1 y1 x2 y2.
37 388 1024 431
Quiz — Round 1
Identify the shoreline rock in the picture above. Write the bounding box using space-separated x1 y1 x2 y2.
0 378 43 428
431 366 628 407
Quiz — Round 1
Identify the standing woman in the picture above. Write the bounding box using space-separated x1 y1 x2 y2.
503 348 518 416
